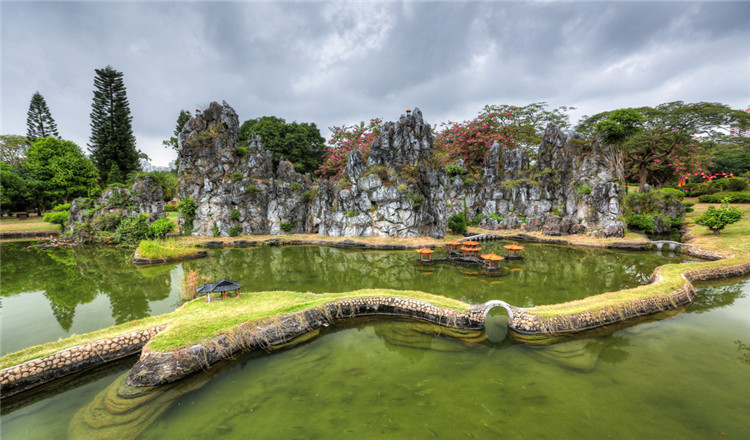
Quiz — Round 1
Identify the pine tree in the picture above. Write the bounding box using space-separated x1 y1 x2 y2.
26 92 60 143
88 66 140 183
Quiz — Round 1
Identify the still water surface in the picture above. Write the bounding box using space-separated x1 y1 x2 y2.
1 242 748 439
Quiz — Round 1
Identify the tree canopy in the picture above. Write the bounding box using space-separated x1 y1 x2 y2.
0 162 30 212
26 92 59 143
24 137 98 209
0 135 29 166
239 116 326 174
88 65 140 183
576 101 750 189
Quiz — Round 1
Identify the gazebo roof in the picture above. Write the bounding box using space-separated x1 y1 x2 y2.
445 240 462 246
196 279 241 293
463 240 479 246
481 253 504 261
504 244 525 251
417 247 434 254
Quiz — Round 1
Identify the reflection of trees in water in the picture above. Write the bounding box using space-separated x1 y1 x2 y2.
1 243 172 329
689 280 747 314
735 340 750 365
185 244 682 308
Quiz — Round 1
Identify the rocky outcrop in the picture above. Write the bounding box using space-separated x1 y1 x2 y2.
68 176 166 240
178 103 446 238
447 125 625 237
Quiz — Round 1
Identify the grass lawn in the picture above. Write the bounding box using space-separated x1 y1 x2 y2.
684 198 750 256
0 215 59 232
0 289 469 367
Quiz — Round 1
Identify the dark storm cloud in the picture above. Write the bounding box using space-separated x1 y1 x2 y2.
2 1 748 166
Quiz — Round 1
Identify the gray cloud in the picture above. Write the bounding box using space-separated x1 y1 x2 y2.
2 1 748 166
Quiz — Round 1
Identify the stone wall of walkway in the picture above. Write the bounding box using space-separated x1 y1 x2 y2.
127 297 486 387
0 326 166 399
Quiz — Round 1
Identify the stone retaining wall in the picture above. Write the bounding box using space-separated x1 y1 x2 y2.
506 257 750 335
132 248 208 264
0 230 60 239
0 326 166 399
127 297 486 387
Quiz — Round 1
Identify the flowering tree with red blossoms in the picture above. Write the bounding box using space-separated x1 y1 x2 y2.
433 105 516 176
316 118 382 179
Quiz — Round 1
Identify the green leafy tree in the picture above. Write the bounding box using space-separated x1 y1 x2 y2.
141 170 178 201
88 66 140 183
483 102 574 148
239 116 326 174
26 92 60 144
0 135 29 166
694 200 743 235
578 102 750 190
0 162 30 212
162 109 192 150
24 137 99 212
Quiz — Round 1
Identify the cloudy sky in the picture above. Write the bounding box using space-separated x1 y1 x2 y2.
2 1 749 166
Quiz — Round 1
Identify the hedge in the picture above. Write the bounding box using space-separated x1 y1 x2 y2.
698 192 750 204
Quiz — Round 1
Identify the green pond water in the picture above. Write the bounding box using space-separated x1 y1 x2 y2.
1 242 749 439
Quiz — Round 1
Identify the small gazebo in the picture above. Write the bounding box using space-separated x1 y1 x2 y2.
480 252 504 270
445 240 462 252
417 247 434 262
197 279 242 303
504 243 525 260
461 245 481 258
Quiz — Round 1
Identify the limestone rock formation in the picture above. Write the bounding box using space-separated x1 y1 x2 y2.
447 124 625 237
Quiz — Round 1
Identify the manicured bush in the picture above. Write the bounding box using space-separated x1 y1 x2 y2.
165 205 177 212
147 217 175 239
448 214 467 235
698 192 750 204
623 214 656 233
228 225 242 237
683 201 695 213
658 187 685 201
43 210 70 232
695 202 743 235
723 177 748 192
53 203 72 212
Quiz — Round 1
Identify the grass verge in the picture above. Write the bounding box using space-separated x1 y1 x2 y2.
0 216 59 232
0 289 469 368
137 239 199 260
684 199 750 256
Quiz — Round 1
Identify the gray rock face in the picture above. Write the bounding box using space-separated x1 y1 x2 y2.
447 124 625 238
177 101 624 238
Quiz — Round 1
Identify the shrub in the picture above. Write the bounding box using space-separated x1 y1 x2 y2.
147 217 175 239
53 203 71 212
211 221 220 237
658 187 685 201
683 201 695 213
448 214 467 235
576 182 593 195
488 213 504 223
246 184 262 193
228 225 242 237
280 220 295 232
468 214 485 227
724 177 748 192
236 146 248 157
113 213 150 244
397 184 408 192
445 164 466 177
93 212 123 232
177 197 197 235
695 201 744 235
623 214 656 233
230 209 241 221
165 205 177 212
317 118 382 178
551 208 564 217
302 188 318 200
230 172 244 181
408 192 425 208
43 210 70 232
290 182 301 191
698 192 750 204
346 209 356 218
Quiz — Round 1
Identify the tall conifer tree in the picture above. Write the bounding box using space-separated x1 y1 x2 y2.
26 92 60 143
88 65 140 182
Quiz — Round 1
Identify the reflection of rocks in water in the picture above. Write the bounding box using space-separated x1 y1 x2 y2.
521 339 604 373
373 319 486 358
585 335 631 365
736 340 750 365
68 362 228 440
